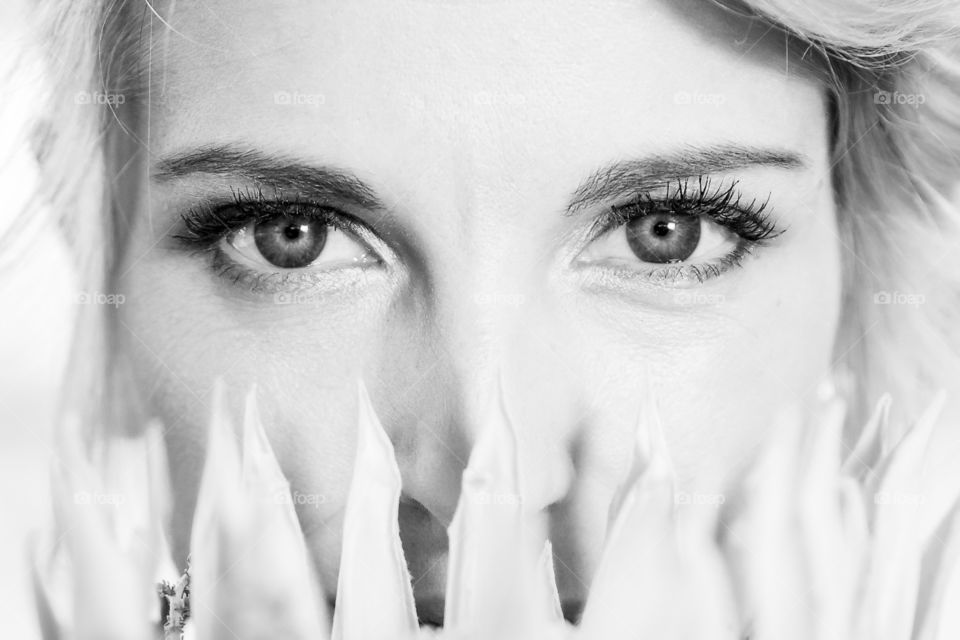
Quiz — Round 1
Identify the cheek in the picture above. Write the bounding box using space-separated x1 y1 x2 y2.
117 251 405 565
570 204 842 497
541 206 840 596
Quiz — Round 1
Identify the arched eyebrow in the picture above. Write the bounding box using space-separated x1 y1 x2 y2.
152 146 387 212
153 144 805 216
566 146 807 216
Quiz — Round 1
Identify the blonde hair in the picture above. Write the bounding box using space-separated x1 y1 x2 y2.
23 0 960 436
728 0 960 434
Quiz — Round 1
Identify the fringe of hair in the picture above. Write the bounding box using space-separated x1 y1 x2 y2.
725 0 960 431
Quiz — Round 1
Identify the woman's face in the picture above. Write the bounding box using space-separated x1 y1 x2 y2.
118 0 841 621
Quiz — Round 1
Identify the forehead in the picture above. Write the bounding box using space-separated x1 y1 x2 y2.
143 0 826 186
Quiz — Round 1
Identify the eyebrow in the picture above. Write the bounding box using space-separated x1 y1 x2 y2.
153 144 805 216
153 146 387 211
566 146 806 216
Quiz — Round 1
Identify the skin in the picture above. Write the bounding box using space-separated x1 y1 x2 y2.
115 0 841 623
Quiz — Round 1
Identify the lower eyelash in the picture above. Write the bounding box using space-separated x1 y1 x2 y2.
629 244 755 285
208 246 384 296
211 251 279 290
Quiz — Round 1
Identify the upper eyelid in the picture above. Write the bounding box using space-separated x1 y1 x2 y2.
599 178 769 222
613 175 755 207
173 198 365 248
585 181 783 248
195 196 358 223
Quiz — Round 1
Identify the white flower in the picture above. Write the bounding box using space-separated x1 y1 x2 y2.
32 384 960 640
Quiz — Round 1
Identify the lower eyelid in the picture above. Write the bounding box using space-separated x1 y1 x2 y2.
209 247 389 297
571 242 755 289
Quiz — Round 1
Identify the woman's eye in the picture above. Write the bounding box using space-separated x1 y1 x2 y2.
581 211 737 267
224 213 377 271
252 214 328 268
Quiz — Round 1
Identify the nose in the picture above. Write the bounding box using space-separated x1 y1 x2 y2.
360 170 590 619
371 281 583 625
382 277 580 529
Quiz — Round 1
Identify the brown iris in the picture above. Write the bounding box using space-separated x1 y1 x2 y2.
625 212 701 263
253 214 328 268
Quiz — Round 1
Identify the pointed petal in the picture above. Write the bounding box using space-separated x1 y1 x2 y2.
536 540 564 625
331 380 418 640
837 475 869 605
56 415 154 640
857 392 946 640
99 427 170 613
29 517 70 639
241 386 285 492
676 509 739 640
579 389 686 638
842 394 891 479
190 382 330 639
722 406 812 640
445 374 533 635
796 397 857 640
603 393 655 531
144 422 179 586
187 380 245 640
917 499 960 640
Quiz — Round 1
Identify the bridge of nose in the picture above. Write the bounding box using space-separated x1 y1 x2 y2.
365 134 587 600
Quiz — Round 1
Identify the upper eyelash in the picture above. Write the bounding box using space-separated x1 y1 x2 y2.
172 187 351 250
174 177 779 275
596 175 782 244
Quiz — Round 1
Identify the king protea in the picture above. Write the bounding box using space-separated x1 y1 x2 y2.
30 381 960 639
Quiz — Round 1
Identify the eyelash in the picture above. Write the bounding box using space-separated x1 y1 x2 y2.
173 178 780 294
172 188 382 292
174 188 356 247
585 176 782 284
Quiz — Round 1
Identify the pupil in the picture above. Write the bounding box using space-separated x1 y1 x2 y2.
652 220 675 237
254 214 328 268
625 213 701 264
